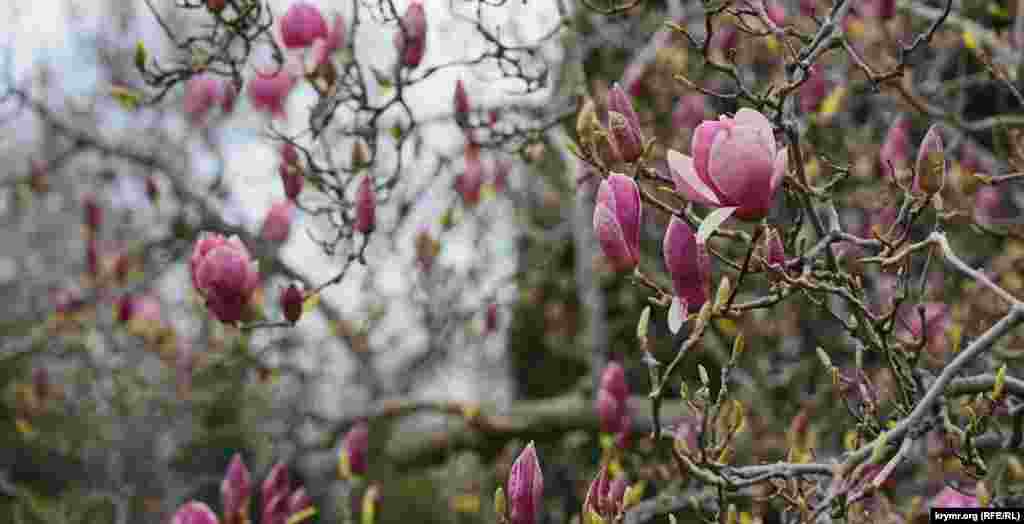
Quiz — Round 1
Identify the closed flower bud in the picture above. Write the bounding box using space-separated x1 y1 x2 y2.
280 284 304 324
84 194 102 233
668 108 787 220
485 302 499 334
86 238 100 277
672 94 707 132
394 0 427 68
897 302 951 357
221 453 252 524
762 227 787 278
248 67 296 119
261 462 291 511
974 186 1017 228
415 228 439 271
282 143 300 166
507 442 544 524
116 294 137 323
879 116 911 178
280 163 304 201
261 201 293 243
915 124 945 195
596 389 625 434
593 174 642 272
354 175 376 234
280 3 328 49
29 158 49 194
454 79 470 127
191 233 261 324
206 0 226 12
262 493 289 524
287 487 312 516
493 158 510 194
339 421 369 478
800 0 817 17
599 362 628 404
146 175 159 203
458 143 484 207
663 217 709 312
607 84 644 162
799 65 828 114
172 501 220 524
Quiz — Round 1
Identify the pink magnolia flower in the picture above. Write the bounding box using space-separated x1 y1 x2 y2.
930 486 980 508
663 217 710 312
672 94 708 132
184 74 233 124
287 487 312 516
280 3 328 49
607 83 644 162
799 65 828 114
458 144 484 207
172 502 220 524
596 362 629 435
879 116 911 178
354 175 376 234
897 302 951 357
974 186 1016 228
765 1 786 26
262 493 289 524
339 421 369 478
190 233 260 324
507 442 544 524
248 67 297 118
394 0 427 68
261 462 292 511
279 284 304 324
667 108 788 221
914 123 945 194
261 201 293 243
584 464 628 520
454 79 470 127
593 174 642 272
221 453 252 524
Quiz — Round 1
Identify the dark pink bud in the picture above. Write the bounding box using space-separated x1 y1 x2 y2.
663 217 709 313
341 421 369 477
261 462 292 511
898 302 951 356
607 83 644 162
763 227 786 276
712 25 738 53
593 174 642 272
146 176 159 203
394 0 427 68
974 186 1015 227
280 2 328 49
490 109 499 127
454 79 470 127
765 1 786 26
599 362 628 404
672 94 707 131
116 294 137 323
930 486 979 509
485 303 499 334
288 487 312 517
279 163 304 201
261 493 289 524
879 116 911 177
221 453 252 524
621 62 646 98
184 74 231 125
86 238 100 277
84 194 102 233
248 68 296 119
280 284 304 324
191 233 260 324
206 0 226 12
282 143 300 166
583 464 612 516
354 175 376 234
799 65 828 114
915 123 945 194
261 201 293 243
667 108 787 220
596 389 624 434
53 288 84 315
458 144 484 207
800 0 817 16
171 501 220 524
507 442 543 524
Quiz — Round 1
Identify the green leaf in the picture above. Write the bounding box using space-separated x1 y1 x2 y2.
134 41 147 73
111 86 141 110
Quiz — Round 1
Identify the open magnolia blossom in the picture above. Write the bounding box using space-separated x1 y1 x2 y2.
667 108 787 221
190 233 261 324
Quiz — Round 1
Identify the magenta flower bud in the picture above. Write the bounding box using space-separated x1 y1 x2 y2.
711 25 738 53
287 487 312 516
596 389 625 434
172 501 220 524
800 0 817 17
84 194 102 233
599 362 628 404
493 158 510 194
191 233 261 324
221 453 252 524
280 284 304 324
879 116 911 177
261 201 293 243
507 442 544 524
394 0 427 68
261 462 291 510
672 94 707 132
262 493 289 524
53 288 84 315
86 238 100 277
458 144 484 207
915 123 945 194
799 65 828 114
584 464 612 516
454 79 470 127
341 421 369 477
354 175 376 234
974 186 1015 227
607 83 644 162
324 13 346 53
184 74 232 125
621 62 646 98
593 174 642 272
663 217 710 312
282 143 299 166
898 302 951 357
116 294 137 323
485 302 499 334
279 163 304 201
280 2 328 49
930 486 980 509
668 108 787 221
248 68 296 119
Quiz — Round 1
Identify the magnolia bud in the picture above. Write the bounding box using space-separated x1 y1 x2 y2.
354 175 376 234
280 3 328 49
280 163 304 201
221 453 252 524
459 144 484 207
84 194 102 233
287 487 312 516
507 442 544 524
171 502 219 524
485 303 499 334
280 284 304 324
261 462 291 512
454 79 470 127
607 84 644 162
146 175 159 203
394 0 427 68
248 67 296 119
593 174 642 272
663 217 709 313
206 0 226 12
261 201 293 243
338 421 369 479
915 124 945 195
576 98 603 151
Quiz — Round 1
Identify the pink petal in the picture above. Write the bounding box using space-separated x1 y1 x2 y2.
708 125 775 219
667 149 720 206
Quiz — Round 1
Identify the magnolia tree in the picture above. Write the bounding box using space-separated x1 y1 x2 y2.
2 0 1024 523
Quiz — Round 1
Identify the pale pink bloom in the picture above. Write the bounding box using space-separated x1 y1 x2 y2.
667 108 787 220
